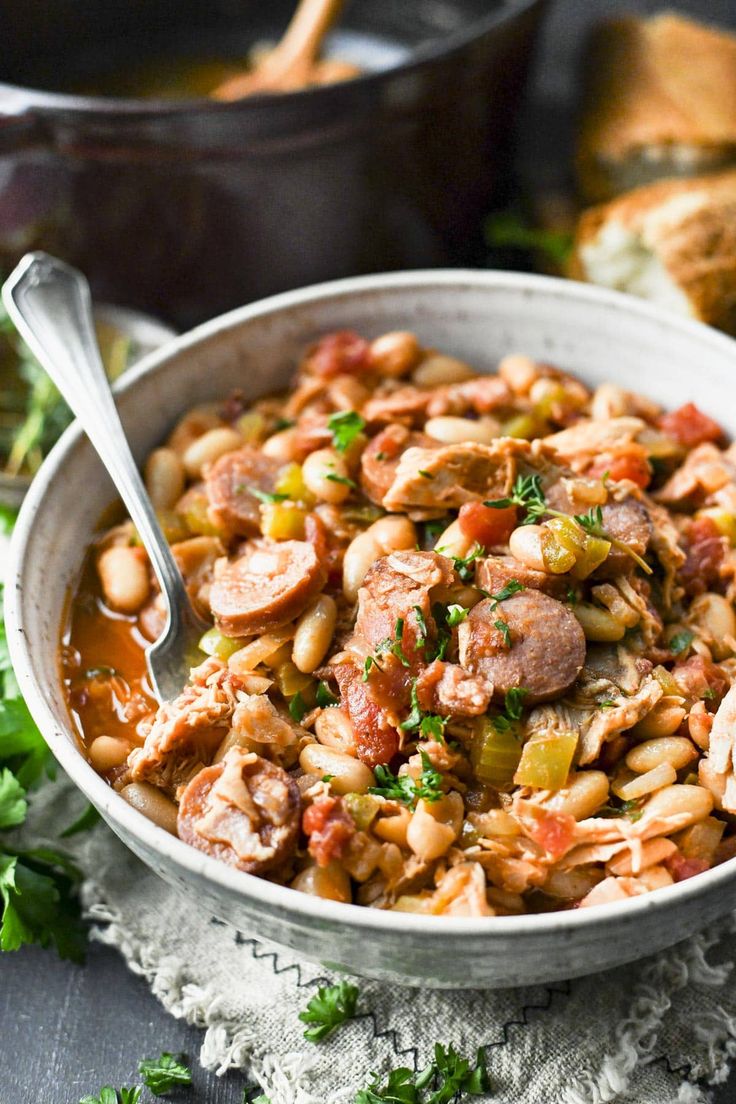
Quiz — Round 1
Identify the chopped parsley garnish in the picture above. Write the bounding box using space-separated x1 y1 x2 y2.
445 543 485 582
491 687 528 733
298 979 359 1043
413 605 429 647
328 410 366 453
598 699 616 709
703 687 716 700
325 472 358 489
598 799 643 822
369 751 443 808
322 774 334 783
362 655 384 681
316 681 339 708
138 1052 192 1096
566 586 578 606
273 416 295 432
485 208 573 266
424 518 451 542
247 487 289 504
418 469 434 479
79 1088 141 1104
398 681 448 743
487 579 525 608
446 604 468 627
289 692 308 723
400 680 424 732
366 618 412 676
670 630 695 657
494 619 511 648
355 1043 489 1103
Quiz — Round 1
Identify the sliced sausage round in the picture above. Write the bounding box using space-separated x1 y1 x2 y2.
476 554 568 599
333 659 400 767
458 591 585 705
205 446 283 538
594 500 652 578
360 424 433 507
209 537 328 636
177 749 301 875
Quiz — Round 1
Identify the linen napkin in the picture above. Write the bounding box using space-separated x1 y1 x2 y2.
20 777 736 1104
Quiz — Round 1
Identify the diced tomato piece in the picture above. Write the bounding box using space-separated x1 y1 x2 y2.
659 403 723 448
303 331 371 379
522 806 576 861
665 851 710 882
679 516 725 596
673 653 730 705
589 446 651 489
459 502 517 546
302 796 356 867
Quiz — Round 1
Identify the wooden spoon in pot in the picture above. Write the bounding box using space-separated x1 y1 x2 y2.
212 0 358 100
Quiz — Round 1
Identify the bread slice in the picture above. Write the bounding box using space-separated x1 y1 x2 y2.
571 170 736 335
577 14 736 203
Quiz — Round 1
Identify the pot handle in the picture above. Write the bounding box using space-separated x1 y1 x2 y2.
0 92 45 153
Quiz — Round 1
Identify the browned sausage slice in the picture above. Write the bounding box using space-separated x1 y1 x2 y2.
458 592 585 705
209 537 328 636
594 500 652 578
360 424 433 507
205 446 283 538
476 554 568 599
177 748 301 874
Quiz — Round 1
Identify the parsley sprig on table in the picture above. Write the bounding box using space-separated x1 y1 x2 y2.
299 979 360 1042
369 750 443 809
138 1052 192 1095
355 1044 490 1103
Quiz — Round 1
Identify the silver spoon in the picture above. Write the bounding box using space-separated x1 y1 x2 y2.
2 251 210 703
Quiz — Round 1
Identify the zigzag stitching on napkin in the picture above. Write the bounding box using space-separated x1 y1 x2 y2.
233 931 332 990
484 981 572 1054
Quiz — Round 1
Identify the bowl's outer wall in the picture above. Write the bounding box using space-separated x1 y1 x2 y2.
12 273 736 987
0 2 546 328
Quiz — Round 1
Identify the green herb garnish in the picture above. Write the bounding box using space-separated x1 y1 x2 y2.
299 979 360 1043
79 1088 141 1104
328 410 366 453
248 487 289 504
491 687 528 734
355 1043 489 1103
316 681 339 708
138 1052 192 1096
289 692 308 723
325 472 357 489
670 630 695 657
485 209 573 266
444 543 485 582
446 604 468 627
369 751 443 809
494 619 511 648
487 579 525 608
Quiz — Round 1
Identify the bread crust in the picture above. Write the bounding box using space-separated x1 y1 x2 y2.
571 170 736 336
577 14 736 202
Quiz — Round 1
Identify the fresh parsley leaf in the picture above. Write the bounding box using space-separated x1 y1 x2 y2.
446 544 485 582
446 604 468 627
400 680 424 732
420 714 448 743
322 774 334 783
325 472 357 489
60 803 101 838
355 1067 418 1104
289 692 308 723
0 504 18 536
418 470 434 480
298 979 359 1043
491 687 528 734
119 1092 142 1104
0 848 86 961
670 630 694 657
273 416 295 433
565 586 578 606
598 799 643 822
487 579 525 608
369 751 443 809
413 605 429 647
494 619 511 648
316 681 339 708
598 699 616 709
362 655 384 681
485 473 546 524
247 487 289 504
79 1087 140 1104
424 518 451 542
138 1052 192 1096
0 696 51 789
573 505 604 534
0 767 27 829
354 1044 489 1104
328 410 366 453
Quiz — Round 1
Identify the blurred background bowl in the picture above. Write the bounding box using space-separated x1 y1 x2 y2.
0 0 547 329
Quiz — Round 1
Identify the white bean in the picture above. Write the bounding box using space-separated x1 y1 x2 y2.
508 525 548 572
314 707 356 754
626 736 697 774
343 515 416 600
642 783 714 827
97 546 150 613
120 782 178 834
182 426 243 478
299 744 374 794
406 795 459 861
167 405 224 454
688 701 712 750
689 593 736 659
573 602 627 642
291 863 352 903
412 353 475 388
293 595 337 673
302 447 352 504
629 699 688 740
262 427 301 462
144 448 186 510
542 771 610 821
369 331 421 377
424 415 499 445
89 735 131 772
497 354 539 394
434 518 473 560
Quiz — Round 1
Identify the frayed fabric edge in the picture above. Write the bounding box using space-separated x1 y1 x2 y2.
562 917 736 1104
82 880 324 1104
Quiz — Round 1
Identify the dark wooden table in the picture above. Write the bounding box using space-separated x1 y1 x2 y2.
4 2 736 1101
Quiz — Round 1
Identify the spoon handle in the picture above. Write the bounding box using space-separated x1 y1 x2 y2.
2 252 197 690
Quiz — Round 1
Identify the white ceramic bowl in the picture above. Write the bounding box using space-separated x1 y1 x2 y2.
8 270 736 989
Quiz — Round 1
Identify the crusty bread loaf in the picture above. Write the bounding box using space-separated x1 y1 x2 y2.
577 14 736 203
571 170 736 335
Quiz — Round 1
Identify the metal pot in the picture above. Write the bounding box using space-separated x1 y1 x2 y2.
0 0 546 328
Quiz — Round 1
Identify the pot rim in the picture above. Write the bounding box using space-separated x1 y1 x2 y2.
10 266 736 943
0 0 545 119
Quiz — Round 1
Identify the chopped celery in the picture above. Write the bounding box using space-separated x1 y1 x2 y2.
274 660 314 698
275 461 311 502
260 501 307 540
652 664 681 695
513 730 577 790
676 816 725 862
546 516 586 554
344 792 381 831
199 627 242 660
697 508 736 546
532 383 568 421
471 717 522 789
180 493 222 537
500 413 541 440
571 535 611 580
540 528 576 573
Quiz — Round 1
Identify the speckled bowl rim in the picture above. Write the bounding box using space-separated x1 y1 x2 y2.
8 268 736 941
